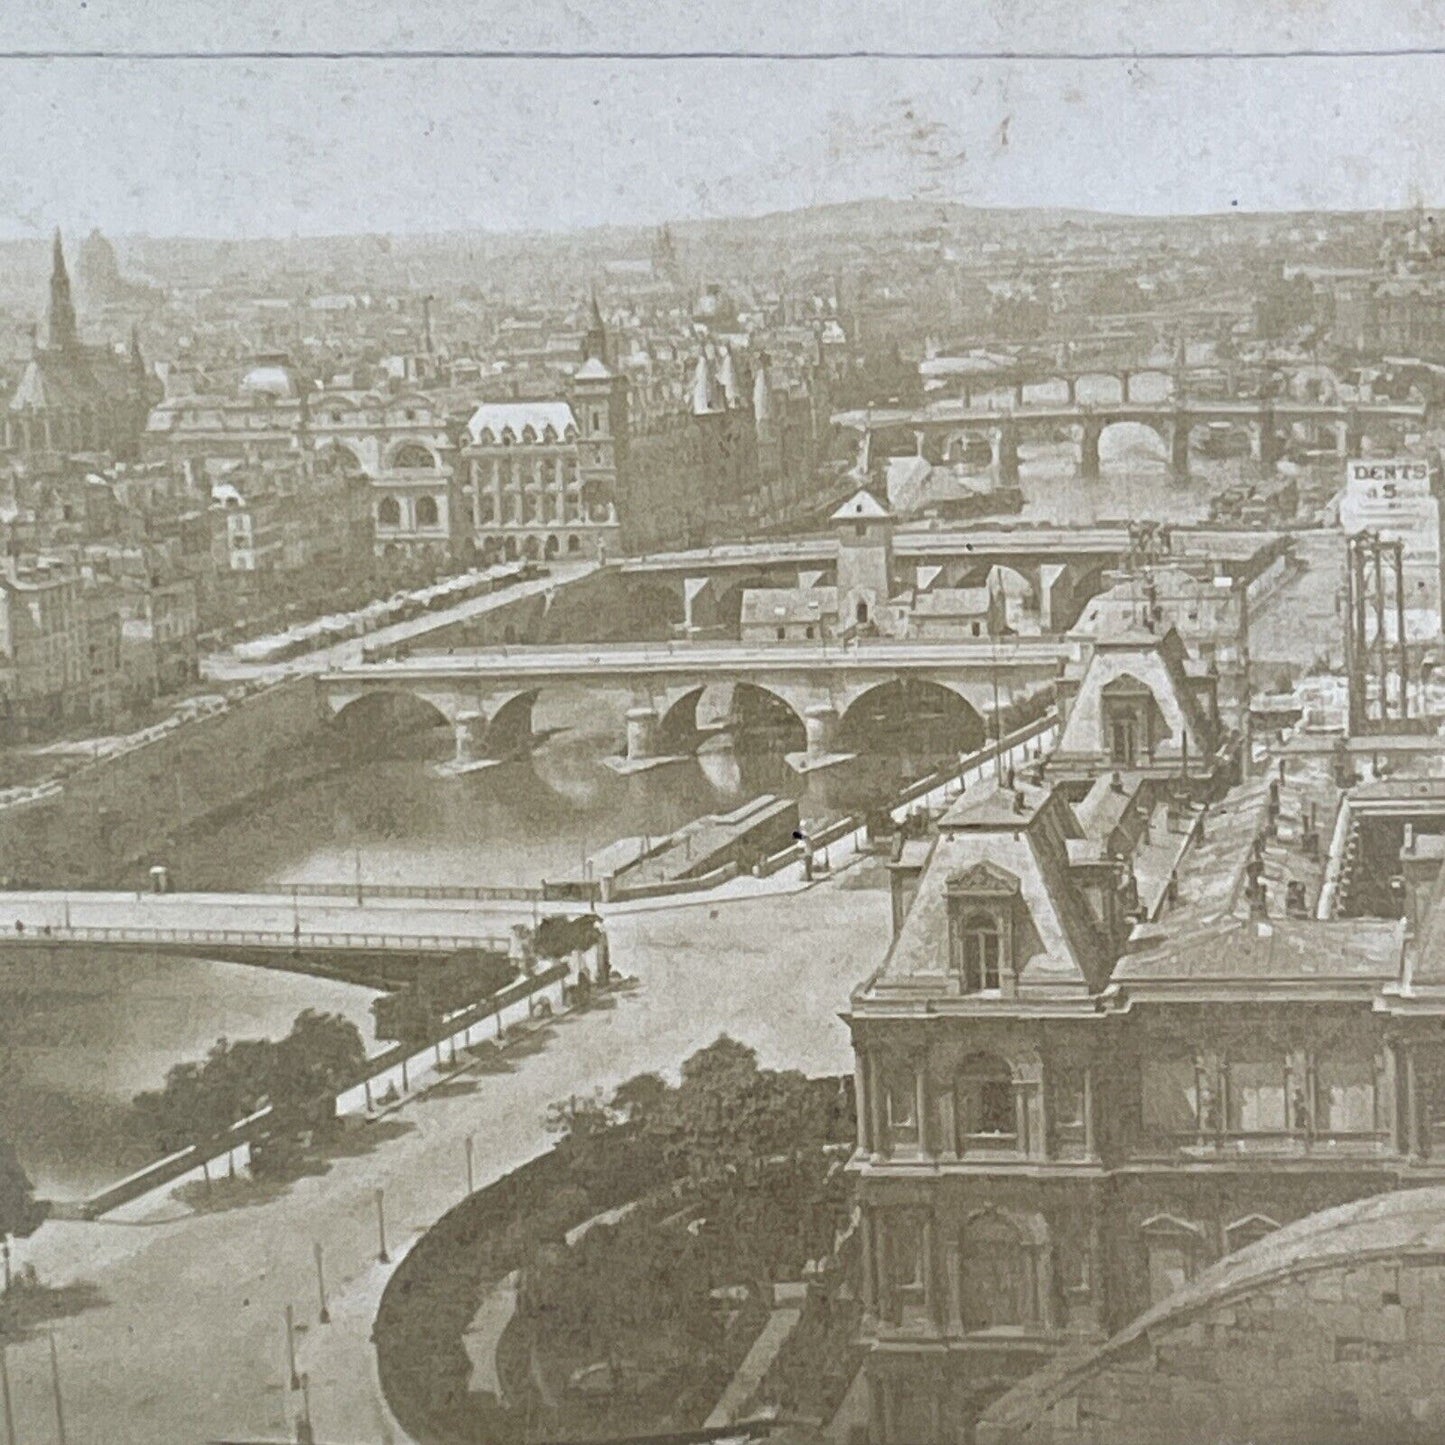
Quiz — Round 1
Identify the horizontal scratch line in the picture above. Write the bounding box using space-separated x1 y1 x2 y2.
0 47 1442 63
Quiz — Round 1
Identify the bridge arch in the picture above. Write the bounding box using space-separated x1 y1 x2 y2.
329 689 454 755
483 688 540 758
1072 372 1127 405
1095 418 1171 467
836 678 986 758
728 681 809 752
1124 369 1173 403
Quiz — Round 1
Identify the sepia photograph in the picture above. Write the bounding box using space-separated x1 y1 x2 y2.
3 3 1445 1441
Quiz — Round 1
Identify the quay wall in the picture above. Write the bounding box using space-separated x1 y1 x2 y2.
0 678 334 888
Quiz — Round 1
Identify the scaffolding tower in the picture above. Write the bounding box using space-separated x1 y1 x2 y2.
1344 530 1409 734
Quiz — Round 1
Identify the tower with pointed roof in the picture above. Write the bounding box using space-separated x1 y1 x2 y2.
47 230 77 353
582 289 610 369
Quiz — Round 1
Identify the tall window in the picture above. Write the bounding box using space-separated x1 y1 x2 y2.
883 1067 918 1148
956 1054 1018 1152
1110 715 1138 766
1141 1056 1201 1139
959 911 1002 992
377 496 401 528
886 1213 926 1322
960 1212 1040 1331
1049 1065 1088 1157
415 495 440 528
1226 1054 1288 1135
1315 1051 1376 1135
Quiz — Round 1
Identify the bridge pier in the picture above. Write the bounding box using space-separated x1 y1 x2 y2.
992 423 1021 488
626 705 659 762
453 712 482 766
786 703 855 775
1079 419 1102 482
1253 405 1284 468
1168 414 1192 481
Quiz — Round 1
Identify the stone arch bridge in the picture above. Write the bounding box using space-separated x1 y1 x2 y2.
320 640 1071 770
835 398 1429 483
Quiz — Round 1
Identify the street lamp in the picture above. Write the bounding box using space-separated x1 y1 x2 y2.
376 1188 390 1265
313 1242 330 1325
285 1304 301 1391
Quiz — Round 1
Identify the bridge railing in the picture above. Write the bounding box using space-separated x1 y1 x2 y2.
2 924 513 953
281 880 545 903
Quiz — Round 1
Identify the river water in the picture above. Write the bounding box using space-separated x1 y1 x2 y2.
1 427 1329 1200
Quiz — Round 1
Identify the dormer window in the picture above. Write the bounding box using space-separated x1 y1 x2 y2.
945 861 1022 994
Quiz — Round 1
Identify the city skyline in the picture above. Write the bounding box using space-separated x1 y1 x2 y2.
1 50 1444 241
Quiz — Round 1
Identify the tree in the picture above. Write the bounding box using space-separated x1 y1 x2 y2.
0 1136 42 1239
611 1072 668 1124
270 1010 366 1131
133 1058 237 1188
533 913 603 964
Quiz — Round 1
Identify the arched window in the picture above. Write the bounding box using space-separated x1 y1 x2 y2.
959 911 1001 992
377 496 401 528
415 495 440 528
391 441 435 470
856 599 870 625
955 1053 1018 1153
959 1210 1044 1331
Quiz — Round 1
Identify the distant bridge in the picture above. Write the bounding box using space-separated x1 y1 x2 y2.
618 525 1286 633
321 639 1072 768
0 890 528 987
833 398 1429 482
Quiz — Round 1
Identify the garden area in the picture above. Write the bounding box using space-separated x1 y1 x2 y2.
374 1036 863 1444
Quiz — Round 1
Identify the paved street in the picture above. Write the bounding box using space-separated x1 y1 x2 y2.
3 875 890 1444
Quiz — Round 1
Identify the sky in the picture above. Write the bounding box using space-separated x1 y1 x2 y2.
1 1 1444 238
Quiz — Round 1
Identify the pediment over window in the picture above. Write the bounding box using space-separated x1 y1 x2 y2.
1139 1213 1205 1241
946 861 1022 897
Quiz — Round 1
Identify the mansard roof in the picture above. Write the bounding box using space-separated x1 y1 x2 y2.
465 400 578 445
869 778 1111 998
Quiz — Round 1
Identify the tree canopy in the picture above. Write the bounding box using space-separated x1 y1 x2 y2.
133 1009 367 1156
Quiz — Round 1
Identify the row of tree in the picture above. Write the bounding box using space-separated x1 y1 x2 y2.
132 1009 367 1180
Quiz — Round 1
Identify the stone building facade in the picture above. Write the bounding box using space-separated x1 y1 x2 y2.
845 629 1445 1444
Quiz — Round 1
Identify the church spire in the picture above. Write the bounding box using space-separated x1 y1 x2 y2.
582 286 609 367
47 228 77 352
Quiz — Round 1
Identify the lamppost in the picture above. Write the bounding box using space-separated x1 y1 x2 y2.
285 1304 301 1391
313 1242 330 1325
47 1328 66 1445
0 1338 14 1445
375 1188 389 1265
